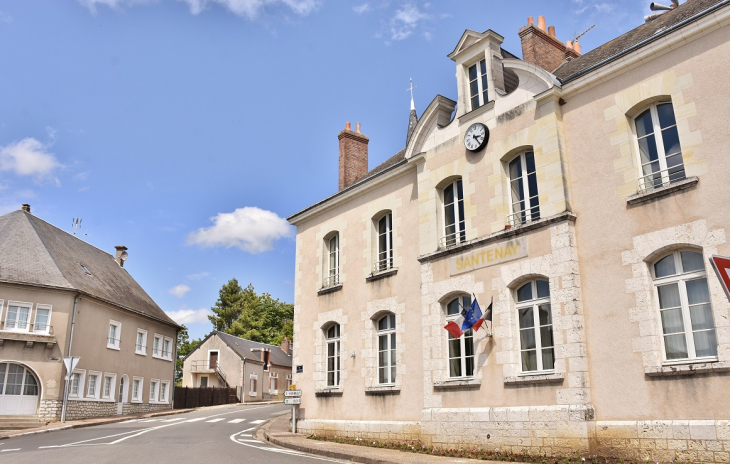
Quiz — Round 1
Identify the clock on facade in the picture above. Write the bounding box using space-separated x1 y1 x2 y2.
464 123 489 152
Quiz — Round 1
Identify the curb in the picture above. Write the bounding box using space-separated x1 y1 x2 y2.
0 401 283 440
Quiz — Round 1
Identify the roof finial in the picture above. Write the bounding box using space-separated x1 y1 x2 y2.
407 77 417 112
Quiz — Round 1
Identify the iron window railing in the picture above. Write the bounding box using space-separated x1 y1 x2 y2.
638 164 686 193
439 228 467 249
323 274 340 288
506 204 541 228
373 256 394 273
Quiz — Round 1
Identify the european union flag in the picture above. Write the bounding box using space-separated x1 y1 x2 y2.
461 298 483 332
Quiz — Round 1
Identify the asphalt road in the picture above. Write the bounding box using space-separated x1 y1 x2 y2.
0 403 345 463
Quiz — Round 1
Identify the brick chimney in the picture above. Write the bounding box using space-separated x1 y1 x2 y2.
21 204 31 213
281 337 291 355
114 245 128 267
338 122 369 190
519 15 580 73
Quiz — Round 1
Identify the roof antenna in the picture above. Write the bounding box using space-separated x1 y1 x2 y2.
72 217 89 236
573 24 595 44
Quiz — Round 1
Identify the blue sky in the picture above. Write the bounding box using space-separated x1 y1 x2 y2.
0 0 654 340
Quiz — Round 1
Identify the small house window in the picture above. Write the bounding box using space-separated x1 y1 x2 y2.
446 295 474 378
324 234 339 288
375 213 393 272
377 314 396 384
634 102 685 192
515 279 554 372
508 151 540 226
326 324 341 387
468 59 488 110
441 179 465 247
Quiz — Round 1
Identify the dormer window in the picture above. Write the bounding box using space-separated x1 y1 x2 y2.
468 59 488 110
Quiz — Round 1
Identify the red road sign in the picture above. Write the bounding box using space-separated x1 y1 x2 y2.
709 255 730 301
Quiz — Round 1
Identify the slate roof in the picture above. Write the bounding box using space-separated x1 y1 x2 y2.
554 0 727 82
215 331 293 368
0 209 179 327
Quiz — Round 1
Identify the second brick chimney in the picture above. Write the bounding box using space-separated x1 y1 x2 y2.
338 122 369 191
519 16 580 73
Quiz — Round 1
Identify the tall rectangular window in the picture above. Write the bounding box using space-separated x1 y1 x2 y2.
87 373 99 398
325 234 339 288
136 330 147 355
108 321 121 350
442 179 465 247
516 280 554 372
468 59 488 110
70 372 81 397
34 306 51 333
376 213 393 272
326 324 341 387
446 296 474 378
635 102 685 192
509 151 540 226
377 314 396 384
5 303 31 331
103 375 114 399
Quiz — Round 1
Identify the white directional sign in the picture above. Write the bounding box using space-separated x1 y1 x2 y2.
284 398 301 405
284 390 302 397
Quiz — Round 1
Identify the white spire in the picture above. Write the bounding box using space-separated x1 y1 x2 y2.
407 77 416 112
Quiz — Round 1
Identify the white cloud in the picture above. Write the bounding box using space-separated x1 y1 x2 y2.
186 272 210 280
166 308 211 325
0 138 63 185
388 2 429 41
76 0 154 13
181 0 321 19
186 206 293 254
353 3 370 14
169 284 191 297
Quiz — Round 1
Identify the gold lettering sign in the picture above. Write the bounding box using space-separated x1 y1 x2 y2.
449 238 527 275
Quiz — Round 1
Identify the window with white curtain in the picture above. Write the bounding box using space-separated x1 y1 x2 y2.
34 305 52 333
326 324 340 387
446 295 474 378
377 314 396 384
5 302 31 331
442 179 465 247
653 250 717 361
515 279 554 372
634 102 685 192
508 152 540 226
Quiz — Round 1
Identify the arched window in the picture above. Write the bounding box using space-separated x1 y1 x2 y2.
446 295 474 378
441 178 465 247
652 250 716 360
508 151 540 226
375 213 393 272
634 102 685 192
324 233 339 288
516 279 554 372
326 324 341 387
377 314 396 384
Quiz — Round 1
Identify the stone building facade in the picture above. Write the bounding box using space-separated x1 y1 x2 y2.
287 1 730 462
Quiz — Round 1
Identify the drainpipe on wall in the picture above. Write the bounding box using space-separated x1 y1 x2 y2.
60 293 80 423
241 358 246 403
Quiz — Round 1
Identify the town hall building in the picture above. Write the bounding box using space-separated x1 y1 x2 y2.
287 0 730 462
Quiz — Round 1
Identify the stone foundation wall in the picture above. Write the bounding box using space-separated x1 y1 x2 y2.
39 399 62 421
121 402 171 415
298 406 730 463
63 401 171 421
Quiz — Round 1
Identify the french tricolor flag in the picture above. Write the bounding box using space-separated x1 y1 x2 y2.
444 296 492 338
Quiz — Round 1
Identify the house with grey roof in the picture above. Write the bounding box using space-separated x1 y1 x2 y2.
0 205 180 425
182 330 292 402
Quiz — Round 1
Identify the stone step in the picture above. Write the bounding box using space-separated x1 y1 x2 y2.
0 422 47 430
0 415 45 422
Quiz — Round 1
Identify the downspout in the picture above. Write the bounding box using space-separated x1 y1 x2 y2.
61 293 80 423
242 358 246 403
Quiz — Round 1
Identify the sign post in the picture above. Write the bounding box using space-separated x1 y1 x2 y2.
284 389 302 433
710 255 730 301
60 356 80 423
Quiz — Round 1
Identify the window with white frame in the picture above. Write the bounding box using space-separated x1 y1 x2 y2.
102 374 116 400
326 324 340 387
163 337 173 360
149 379 159 402
375 213 394 273
377 314 396 384
324 233 339 288
132 377 143 402
508 151 540 226
160 381 169 403
249 374 257 396
33 305 52 334
69 370 85 398
516 279 554 372
634 102 685 192
286 373 293 390
152 334 162 357
653 250 717 361
86 371 101 399
108 321 121 350
135 329 147 355
269 373 278 393
468 58 488 110
5 301 32 331
442 179 465 247
446 296 474 378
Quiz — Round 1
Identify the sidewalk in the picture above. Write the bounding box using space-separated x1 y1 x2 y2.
0 401 283 440
257 412 503 464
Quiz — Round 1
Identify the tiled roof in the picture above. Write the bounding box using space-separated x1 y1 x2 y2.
554 0 727 82
216 331 293 368
0 209 179 327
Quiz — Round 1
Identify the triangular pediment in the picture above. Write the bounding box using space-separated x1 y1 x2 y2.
448 29 505 61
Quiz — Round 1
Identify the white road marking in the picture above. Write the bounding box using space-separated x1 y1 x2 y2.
237 439 261 443
228 418 245 423
139 419 159 423
240 427 255 433
228 429 345 463
186 417 208 422
250 419 265 424
1 449 21 452
206 418 224 423
120 420 138 424
162 417 186 422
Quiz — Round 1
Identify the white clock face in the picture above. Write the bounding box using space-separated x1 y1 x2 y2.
464 123 487 151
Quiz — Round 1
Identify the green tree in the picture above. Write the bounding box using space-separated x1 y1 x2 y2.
208 278 245 331
175 325 203 385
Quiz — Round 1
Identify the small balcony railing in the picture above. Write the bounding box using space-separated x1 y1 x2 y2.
638 165 686 193
506 205 541 229
373 257 394 273
191 360 215 372
322 274 340 288
439 229 466 249
0 320 54 335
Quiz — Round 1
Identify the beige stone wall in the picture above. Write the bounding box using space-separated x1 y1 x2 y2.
182 334 243 389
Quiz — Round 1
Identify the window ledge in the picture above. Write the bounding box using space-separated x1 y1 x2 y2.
107 345 121 351
0 331 57 348
433 379 481 390
365 385 401 395
418 212 576 263
318 284 343 296
458 100 494 124
366 268 398 282
627 177 698 205
315 388 343 397
504 372 564 385
645 360 730 377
